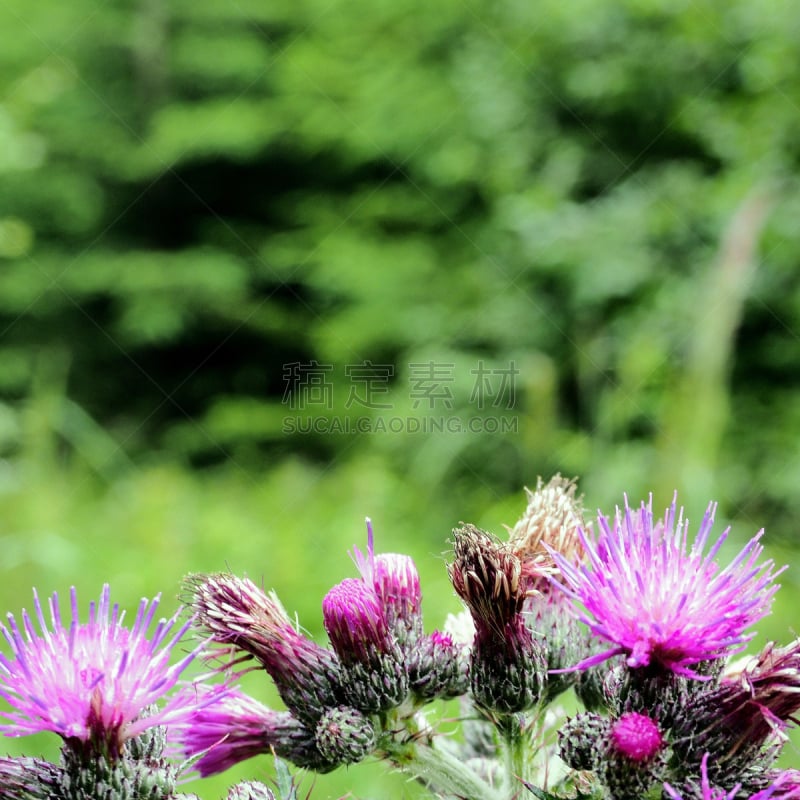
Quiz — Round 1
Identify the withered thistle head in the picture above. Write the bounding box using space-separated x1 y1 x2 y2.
684 639 800 765
449 524 524 636
449 524 544 713
508 475 587 594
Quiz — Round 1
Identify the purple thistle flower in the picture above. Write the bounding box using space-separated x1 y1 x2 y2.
551 496 782 679
664 754 800 800
172 686 330 777
0 585 205 758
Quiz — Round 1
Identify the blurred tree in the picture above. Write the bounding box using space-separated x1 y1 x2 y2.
0 0 798 526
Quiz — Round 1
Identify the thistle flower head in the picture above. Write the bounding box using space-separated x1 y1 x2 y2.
685 638 800 763
664 753 800 799
449 523 544 712
322 577 407 711
352 518 422 641
186 573 343 723
0 585 204 758
172 686 329 777
508 475 587 593
551 496 782 679
322 578 391 667
449 524 524 637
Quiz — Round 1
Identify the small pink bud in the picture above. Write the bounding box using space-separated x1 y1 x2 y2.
610 712 663 763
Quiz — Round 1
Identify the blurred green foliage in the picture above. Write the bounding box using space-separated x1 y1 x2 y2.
1 0 800 794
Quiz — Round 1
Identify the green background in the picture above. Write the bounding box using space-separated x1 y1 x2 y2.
1 0 799 796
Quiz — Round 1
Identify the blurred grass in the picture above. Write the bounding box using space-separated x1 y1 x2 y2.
2 416 800 793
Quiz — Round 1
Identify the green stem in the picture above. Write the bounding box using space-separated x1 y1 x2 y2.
498 714 530 800
385 736 504 800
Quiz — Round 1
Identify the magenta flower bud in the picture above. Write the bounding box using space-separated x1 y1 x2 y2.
186 573 344 724
373 553 423 642
610 712 663 763
171 686 333 777
323 578 407 711
0 585 206 761
323 579 391 667
353 518 423 643
550 496 783 679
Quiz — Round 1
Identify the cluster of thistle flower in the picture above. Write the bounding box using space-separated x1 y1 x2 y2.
2 476 800 800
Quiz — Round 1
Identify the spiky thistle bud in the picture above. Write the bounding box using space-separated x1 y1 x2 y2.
558 712 609 772
561 711 666 799
59 741 180 800
449 524 545 714
0 757 62 800
314 705 376 765
186 573 344 724
408 630 470 701
323 578 408 712
227 782 276 800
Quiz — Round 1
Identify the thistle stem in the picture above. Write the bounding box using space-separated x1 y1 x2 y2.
384 733 504 800
413 740 505 800
498 713 530 800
